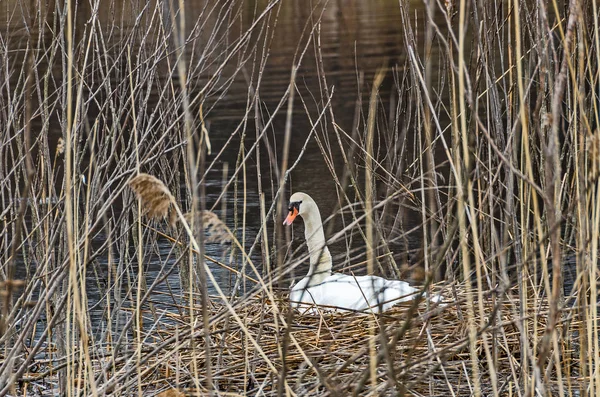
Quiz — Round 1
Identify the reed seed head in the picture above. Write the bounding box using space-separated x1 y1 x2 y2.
128 173 176 223
56 137 65 154
184 210 231 244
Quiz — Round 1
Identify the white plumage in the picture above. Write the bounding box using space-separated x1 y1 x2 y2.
283 192 421 314
290 273 418 314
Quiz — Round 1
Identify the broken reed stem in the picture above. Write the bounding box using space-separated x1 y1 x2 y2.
365 65 386 391
456 0 481 395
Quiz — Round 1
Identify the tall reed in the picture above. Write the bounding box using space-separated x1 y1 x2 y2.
0 0 599 396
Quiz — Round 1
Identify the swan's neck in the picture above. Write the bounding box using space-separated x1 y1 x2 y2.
303 208 332 286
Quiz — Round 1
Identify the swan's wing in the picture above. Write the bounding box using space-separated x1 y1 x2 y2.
290 275 419 313
334 275 419 309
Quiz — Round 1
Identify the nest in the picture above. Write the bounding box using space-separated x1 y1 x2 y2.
123 283 581 396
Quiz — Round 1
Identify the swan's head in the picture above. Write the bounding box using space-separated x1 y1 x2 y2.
283 192 316 226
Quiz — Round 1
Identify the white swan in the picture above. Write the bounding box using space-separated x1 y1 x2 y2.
283 192 421 313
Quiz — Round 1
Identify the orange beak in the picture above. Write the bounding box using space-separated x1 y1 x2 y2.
283 207 298 225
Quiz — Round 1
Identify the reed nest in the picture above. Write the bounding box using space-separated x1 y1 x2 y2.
109 283 579 396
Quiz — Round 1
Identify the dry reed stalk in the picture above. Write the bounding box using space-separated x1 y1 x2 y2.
365 65 386 391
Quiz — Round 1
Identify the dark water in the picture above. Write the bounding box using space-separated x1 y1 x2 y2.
1 0 422 208
1 0 445 333
199 1 433 290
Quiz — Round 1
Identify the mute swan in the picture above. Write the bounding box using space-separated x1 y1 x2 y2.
283 192 421 313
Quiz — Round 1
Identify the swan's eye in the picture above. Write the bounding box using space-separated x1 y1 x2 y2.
288 201 302 213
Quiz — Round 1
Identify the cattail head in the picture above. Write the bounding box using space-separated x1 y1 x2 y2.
128 173 176 225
